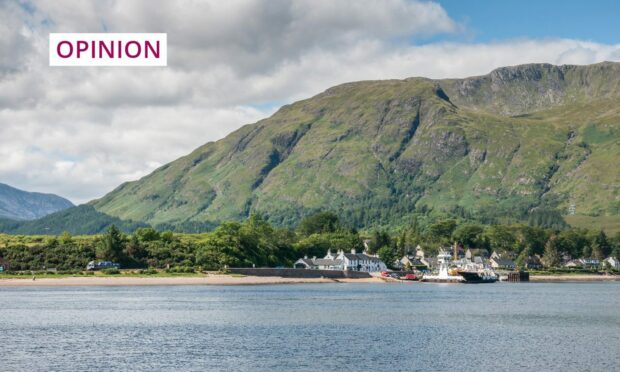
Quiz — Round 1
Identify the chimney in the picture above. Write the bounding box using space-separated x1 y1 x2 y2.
304 255 308 259
351 249 356 254
313 256 317 260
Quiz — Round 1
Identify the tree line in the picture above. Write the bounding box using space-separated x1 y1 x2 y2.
1 212 619 272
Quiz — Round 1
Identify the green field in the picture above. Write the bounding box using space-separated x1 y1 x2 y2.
566 215 620 235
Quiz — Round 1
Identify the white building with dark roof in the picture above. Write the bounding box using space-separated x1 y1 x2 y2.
605 257 619 269
294 249 387 272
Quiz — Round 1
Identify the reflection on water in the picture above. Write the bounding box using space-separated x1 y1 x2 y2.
1 282 619 371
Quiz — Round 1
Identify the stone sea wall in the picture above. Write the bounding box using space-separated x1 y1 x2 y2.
228 268 371 279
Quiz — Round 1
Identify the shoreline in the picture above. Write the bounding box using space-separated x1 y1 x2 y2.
0 275 386 287
0 273 617 286
529 274 619 282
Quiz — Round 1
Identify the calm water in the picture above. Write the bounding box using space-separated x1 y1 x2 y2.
1 282 619 371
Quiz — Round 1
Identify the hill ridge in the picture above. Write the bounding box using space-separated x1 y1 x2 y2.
44 62 620 230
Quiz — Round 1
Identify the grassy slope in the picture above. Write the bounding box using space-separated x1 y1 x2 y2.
89 62 620 230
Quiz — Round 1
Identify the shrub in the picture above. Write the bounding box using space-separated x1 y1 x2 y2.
101 268 121 275
138 268 158 275
165 266 195 273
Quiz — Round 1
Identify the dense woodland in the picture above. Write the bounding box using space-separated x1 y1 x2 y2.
1 212 619 272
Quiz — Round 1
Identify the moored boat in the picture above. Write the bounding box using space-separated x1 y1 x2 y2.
457 269 498 283
421 250 463 283
400 273 419 281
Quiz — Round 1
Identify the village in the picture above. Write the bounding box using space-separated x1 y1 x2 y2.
292 241 620 283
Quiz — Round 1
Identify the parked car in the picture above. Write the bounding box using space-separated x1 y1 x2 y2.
380 271 391 277
86 261 121 271
401 273 419 281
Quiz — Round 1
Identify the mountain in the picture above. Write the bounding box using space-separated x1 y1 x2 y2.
87 62 620 230
10 61 620 233
0 183 74 220
0 205 147 235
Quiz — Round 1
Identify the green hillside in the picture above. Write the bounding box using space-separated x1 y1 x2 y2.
0 205 147 235
79 62 620 230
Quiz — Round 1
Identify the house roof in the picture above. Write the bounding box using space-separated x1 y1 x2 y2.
491 258 515 266
313 259 343 266
295 258 314 266
526 256 542 264
467 248 489 256
342 253 383 262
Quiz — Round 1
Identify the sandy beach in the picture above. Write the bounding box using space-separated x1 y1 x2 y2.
529 274 620 282
0 274 618 286
0 275 387 287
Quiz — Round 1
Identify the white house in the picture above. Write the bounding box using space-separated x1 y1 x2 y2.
490 257 516 270
415 245 425 259
605 257 619 270
579 258 600 269
564 259 582 268
294 249 387 272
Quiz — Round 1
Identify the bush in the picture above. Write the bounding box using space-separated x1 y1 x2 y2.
138 268 158 275
101 268 121 275
165 266 195 273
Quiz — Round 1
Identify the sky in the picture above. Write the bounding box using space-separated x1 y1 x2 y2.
1 0 620 204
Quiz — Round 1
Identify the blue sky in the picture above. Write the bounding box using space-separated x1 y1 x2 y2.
436 0 620 44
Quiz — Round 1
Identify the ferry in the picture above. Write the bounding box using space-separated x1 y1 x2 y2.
421 250 463 283
457 269 498 283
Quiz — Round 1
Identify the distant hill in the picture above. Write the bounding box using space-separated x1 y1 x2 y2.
0 183 74 220
0 205 148 235
88 62 620 230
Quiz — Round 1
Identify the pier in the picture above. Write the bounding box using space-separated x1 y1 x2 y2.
507 271 529 282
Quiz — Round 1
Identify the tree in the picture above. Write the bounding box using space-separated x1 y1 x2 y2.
408 217 422 245
485 225 516 252
594 231 611 257
452 223 484 248
557 229 589 259
542 235 561 268
591 242 605 261
397 230 408 257
59 231 72 245
516 246 532 269
124 234 148 267
582 245 592 258
135 227 160 242
516 225 548 255
427 219 457 245
297 212 340 236
97 225 125 262
528 208 568 230
368 230 390 254
377 245 396 269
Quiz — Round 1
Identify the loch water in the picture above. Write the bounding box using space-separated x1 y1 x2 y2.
1 282 619 371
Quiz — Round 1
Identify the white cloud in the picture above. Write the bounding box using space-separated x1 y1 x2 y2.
1 0 620 204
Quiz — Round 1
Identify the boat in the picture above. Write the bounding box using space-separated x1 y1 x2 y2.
421 250 463 283
457 269 498 283
400 273 419 281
